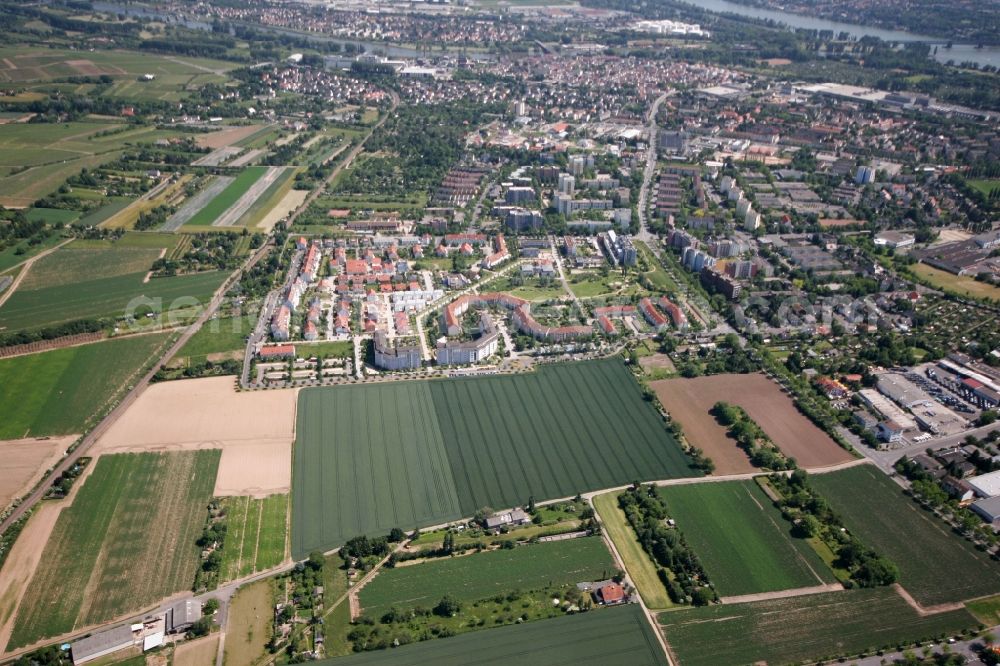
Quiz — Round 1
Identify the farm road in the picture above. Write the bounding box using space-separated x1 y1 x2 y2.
0 238 73 309
719 583 843 605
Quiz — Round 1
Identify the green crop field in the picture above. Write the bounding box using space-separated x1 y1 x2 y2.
18 244 163 291
0 233 66 274
360 537 615 617
811 465 1000 606
219 495 288 581
0 332 172 439
0 264 225 332
292 360 697 557
321 604 667 666
593 492 672 609
8 450 220 649
660 587 978 666
186 167 267 226
25 208 80 224
177 315 252 361
658 481 836 597
293 380 464 559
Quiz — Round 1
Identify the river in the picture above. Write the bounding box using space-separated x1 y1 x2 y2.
682 0 1000 68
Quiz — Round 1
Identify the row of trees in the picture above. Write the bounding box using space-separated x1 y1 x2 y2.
712 401 795 471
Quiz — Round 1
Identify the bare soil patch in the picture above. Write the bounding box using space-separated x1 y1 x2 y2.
197 125 267 150
173 634 219 666
639 353 675 372
93 377 297 496
258 189 308 232
651 373 852 471
0 436 75 510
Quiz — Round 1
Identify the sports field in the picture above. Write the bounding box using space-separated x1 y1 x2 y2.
0 332 172 439
323 604 667 666
360 537 615 617
185 167 268 227
811 465 1000 606
911 263 1000 301
660 587 977 666
593 492 672 609
292 360 697 557
218 494 288 581
658 481 836 597
8 450 220 649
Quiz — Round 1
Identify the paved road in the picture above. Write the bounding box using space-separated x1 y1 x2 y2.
848 627 998 666
0 239 272 536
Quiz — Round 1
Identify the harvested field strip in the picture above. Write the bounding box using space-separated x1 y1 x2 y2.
593 492 672 609
185 167 266 227
163 176 234 231
658 481 835 597
214 167 285 227
236 166 298 228
292 360 697 557
8 450 220 648
659 587 978 666
811 465 1000 606
328 604 667 666
360 537 615 617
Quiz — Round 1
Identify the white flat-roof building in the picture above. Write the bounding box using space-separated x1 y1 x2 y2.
968 470 1000 498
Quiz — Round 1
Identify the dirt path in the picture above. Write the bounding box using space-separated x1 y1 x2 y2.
0 238 73 308
892 583 965 616
143 248 167 284
719 583 843 605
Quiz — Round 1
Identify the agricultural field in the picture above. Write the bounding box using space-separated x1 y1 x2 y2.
660 587 978 666
8 450 220 649
329 604 667 666
0 332 172 439
650 374 853 470
0 47 236 84
174 315 252 364
360 537 615 617
0 239 226 332
593 492 672 609
184 167 268 227
911 263 1000 301
292 360 697 557
218 494 288 582
0 233 67 275
658 481 836 597
223 580 273 666
811 465 1000 606
0 120 183 207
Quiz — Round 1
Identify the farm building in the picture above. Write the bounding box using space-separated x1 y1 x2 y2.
165 599 202 633
72 625 137 665
485 507 530 529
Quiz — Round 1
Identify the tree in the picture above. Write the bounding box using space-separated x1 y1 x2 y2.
978 410 998 426
527 495 536 513
388 527 405 542
307 550 324 571
433 596 461 617
796 514 821 538
203 598 220 616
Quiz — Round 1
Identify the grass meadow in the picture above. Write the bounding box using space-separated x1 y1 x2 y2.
660 587 978 666
0 332 172 439
9 450 220 648
593 492 672 609
329 604 667 666
292 360 697 556
811 465 1000 606
658 481 836 597
359 537 615 618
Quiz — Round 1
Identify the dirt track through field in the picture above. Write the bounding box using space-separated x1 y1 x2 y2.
719 583 843 605
163 176 234 231
214 167 285 227
651 374 853 470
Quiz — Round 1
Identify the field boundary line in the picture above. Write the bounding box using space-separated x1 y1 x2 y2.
0 238 73 308
892 583 965 616
719 583 843 605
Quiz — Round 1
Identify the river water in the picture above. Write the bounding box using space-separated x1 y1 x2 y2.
682 0 1000 68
